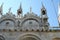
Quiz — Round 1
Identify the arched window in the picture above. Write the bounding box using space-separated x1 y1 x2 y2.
42 10 46 15
6 22 9 26
29 21 32 24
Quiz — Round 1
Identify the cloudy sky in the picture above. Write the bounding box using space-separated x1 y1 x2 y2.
0 0 59 27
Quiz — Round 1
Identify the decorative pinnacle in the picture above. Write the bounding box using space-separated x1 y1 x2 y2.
30 7 32 13
18 2 22 13
8 7 11 13
0 3 4 15
20 3 22 9
42 3 45 9
19 2 22 11
1 3 4 8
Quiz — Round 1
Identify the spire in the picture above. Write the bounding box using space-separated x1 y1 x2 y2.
0 3 3 15
30 6 32 13
41 3 46 15
42 3 44 8
17 3 23 18
17 3 22 15
7 7 12 15
8 8 11 13
41 3 45 11
1 3 3 9
20 3 22 11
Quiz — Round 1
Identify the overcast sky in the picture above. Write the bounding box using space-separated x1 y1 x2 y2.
0 0 59 27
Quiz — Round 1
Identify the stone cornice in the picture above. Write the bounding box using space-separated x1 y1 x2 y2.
0 29 60 32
